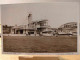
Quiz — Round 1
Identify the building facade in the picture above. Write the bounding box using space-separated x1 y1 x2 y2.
3 13 77 36
3 13 53 36
58 22 77 35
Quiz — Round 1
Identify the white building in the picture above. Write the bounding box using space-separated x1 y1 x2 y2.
58 22 77 35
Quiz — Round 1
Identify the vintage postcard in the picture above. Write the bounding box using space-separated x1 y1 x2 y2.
1 3 79 54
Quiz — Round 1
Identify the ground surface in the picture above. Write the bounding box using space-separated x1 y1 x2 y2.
3 36 77 53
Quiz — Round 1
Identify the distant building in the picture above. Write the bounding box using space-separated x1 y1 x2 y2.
3 13 77 36
3 25 12 34
58 22 77 35
11 25 27 34
27 19 53 36
3 13 53 36
26 13 53 36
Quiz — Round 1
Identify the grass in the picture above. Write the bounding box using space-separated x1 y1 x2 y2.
3 36 77 53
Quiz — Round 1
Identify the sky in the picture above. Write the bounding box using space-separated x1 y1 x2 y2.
1 2 79 28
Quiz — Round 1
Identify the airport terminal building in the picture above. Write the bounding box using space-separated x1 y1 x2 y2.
3 14 77 36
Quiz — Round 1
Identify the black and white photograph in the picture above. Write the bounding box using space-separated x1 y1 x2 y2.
1 3 79 54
